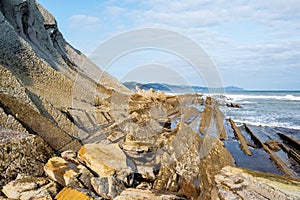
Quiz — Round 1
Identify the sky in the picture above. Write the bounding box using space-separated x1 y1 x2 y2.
38 0 300 90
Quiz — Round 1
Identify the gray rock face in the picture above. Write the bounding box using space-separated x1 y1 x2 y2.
91 176 126 199
0 131 53 188
0 0 130 146
0 107 28 133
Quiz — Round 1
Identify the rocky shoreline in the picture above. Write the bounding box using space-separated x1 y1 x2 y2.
1 89 300 200
0 0 300 199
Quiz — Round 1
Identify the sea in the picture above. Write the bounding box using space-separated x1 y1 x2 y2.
207 91 300 174
209 91 300 135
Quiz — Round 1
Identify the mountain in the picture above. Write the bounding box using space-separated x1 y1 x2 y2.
123 81 245 93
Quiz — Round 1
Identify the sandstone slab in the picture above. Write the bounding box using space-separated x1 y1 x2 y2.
78 143 130 177
44 157 93 189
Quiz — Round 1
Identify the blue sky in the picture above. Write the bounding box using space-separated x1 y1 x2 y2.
38 0 300 90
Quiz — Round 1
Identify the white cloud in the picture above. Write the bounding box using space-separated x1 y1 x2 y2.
70 0 300 89
68 14 101 30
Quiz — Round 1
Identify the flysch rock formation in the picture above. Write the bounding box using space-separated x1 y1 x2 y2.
0 0 299 199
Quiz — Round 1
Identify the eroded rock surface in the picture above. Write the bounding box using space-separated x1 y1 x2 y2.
215 166 300 200
0 131 53 188
2 174 58 200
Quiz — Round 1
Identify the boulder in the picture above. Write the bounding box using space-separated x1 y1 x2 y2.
0 131 53 187
55 187 100 200
91 176 126 199
215 166 300 200
78 143 131 177
114 188 188 200
2 174 58 200
44 157 93 190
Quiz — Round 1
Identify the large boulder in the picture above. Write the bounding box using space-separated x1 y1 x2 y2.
78 143 131 177
0 131 53 188
44 157 93 190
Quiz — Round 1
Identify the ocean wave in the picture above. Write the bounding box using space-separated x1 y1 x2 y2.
225 94 300 101
229 118 300 130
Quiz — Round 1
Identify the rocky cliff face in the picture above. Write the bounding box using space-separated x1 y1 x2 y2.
0 0 129 143
0 0 129 188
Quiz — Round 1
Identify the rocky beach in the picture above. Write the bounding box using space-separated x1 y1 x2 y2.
0 0 300 199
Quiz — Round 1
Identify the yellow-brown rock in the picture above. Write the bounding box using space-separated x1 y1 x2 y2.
44 157 93 189
55 188 94 200
215 166 300 200
78 143 130 177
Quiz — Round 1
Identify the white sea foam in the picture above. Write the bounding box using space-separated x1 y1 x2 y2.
229 118 300 130
225 94 300 101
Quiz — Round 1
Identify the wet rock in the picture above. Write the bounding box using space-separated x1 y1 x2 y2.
44 157 93 190
0 131 53 188
278 132 300 150
265 140 281 152
78 143 131 177
215 166 300 200
2 174 58 200
55 187 101 200
229 118 252 156
226 103 241 108
91 176 126 199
